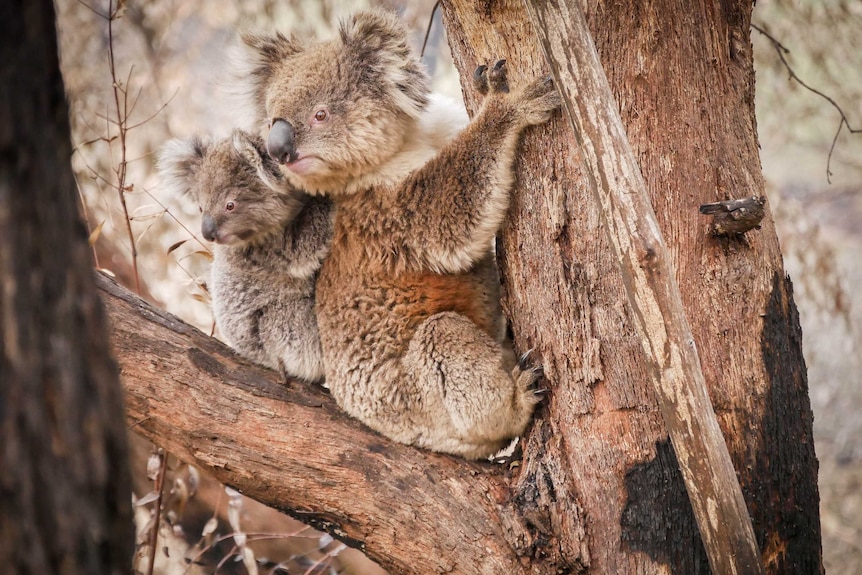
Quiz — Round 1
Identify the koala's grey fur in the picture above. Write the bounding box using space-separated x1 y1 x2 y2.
158 129 332 382
241 10 560 458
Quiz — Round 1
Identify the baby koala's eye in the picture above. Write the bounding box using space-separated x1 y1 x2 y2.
313 109 328 123
225 201 236 212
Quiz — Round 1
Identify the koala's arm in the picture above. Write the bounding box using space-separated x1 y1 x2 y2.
282 197 333 279
397 65 560 275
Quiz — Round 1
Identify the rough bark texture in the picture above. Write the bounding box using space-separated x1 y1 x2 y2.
524 1 763 573
441 0 822 573
0 2 133 574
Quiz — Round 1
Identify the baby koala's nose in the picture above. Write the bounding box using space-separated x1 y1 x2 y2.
201 214 218 242
267 119 296 164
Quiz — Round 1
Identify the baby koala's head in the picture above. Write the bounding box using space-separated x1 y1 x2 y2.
158 129 306 246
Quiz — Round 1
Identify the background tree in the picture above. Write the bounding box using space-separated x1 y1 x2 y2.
0 1 133 573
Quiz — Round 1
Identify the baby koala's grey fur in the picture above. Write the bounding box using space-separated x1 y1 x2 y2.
158 129 332 382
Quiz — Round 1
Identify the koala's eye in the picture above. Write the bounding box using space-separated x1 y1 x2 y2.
313 109 329 123
225 201 236 212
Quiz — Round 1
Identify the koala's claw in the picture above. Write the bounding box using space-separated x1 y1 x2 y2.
518 74 562 126
473 59 510 96
488 59 509 93
473 64 489 95
518 347 536 370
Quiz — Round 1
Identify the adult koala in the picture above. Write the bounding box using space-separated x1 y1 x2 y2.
240 10 560 458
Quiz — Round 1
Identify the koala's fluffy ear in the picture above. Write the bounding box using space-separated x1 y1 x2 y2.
236 32 303 125
157 136 208 198
240 31 303 77
229 129 284 192
338 9 430 119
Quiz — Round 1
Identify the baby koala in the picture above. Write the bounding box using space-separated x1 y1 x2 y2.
158 129 332 383
242 10 560 458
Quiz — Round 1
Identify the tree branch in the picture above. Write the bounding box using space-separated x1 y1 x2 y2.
97 272 535 575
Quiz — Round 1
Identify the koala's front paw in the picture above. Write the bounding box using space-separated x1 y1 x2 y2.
516 74 562 126
473 59 510 96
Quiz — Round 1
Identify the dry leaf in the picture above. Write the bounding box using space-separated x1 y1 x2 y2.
201 517 218 537
88 220 105 246
241 546 258 575
136 490 160 507
147 453 162 480
167 239 187 255
193 250 214 262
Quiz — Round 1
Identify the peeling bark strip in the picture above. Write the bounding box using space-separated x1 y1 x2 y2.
523 1 764 573
97 273 576 575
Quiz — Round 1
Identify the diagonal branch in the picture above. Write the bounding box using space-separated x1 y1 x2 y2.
96 272 539 575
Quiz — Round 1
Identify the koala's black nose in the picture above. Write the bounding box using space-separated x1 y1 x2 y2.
201 214 218 242
267 119 296 164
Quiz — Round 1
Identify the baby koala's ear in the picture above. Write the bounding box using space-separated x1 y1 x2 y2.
229 129 284 193
156 136 208 198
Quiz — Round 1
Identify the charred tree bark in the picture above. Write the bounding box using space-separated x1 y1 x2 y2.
0 1 133 574
442 0 822 573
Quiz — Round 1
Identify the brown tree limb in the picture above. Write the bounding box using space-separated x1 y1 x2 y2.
97 272 549 575
523 1 764 573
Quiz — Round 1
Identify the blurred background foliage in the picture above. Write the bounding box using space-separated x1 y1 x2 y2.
54 0 860 572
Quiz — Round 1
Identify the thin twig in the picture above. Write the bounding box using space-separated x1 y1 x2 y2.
183 529 317 574
146 449 168 575
140 186 211 252
72 170 101 268
104 0 141 293
752 22 861 183
420 1 441 59
302 543 345 575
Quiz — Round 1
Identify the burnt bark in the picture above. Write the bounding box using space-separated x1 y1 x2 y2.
0 1 133 574
523 1 762 572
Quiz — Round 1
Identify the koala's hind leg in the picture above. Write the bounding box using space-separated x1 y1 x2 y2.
404 311 541 459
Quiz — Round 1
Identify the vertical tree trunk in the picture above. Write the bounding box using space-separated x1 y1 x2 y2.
0 1 133 574
441 0 822 573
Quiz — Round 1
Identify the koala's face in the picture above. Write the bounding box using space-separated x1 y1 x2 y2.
242 10 431 194
158 131 305 246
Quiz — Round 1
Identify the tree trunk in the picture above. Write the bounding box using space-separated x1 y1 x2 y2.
523 1 763 573
441 0 822 573
0 2 133 574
